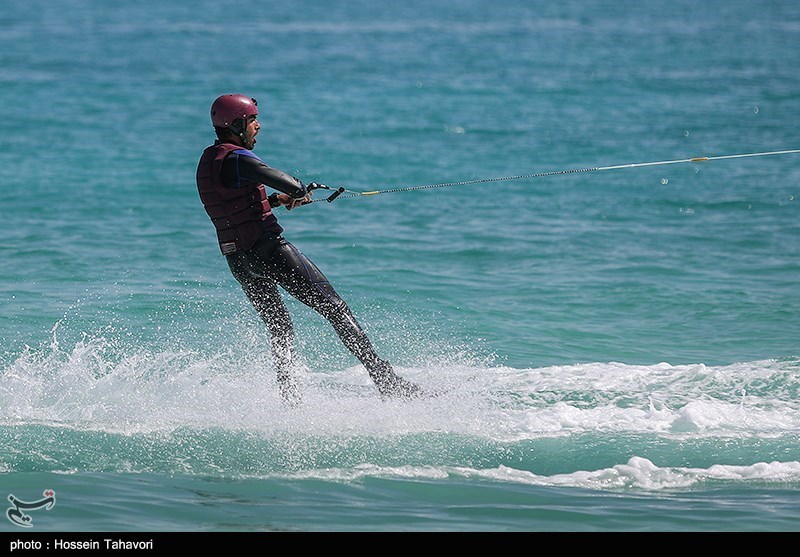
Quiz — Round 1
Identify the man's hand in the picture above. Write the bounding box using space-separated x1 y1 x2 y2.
276 192 313 210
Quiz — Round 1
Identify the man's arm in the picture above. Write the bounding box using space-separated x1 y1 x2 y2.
221 149 308 198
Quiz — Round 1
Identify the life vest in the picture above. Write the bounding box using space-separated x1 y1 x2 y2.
196 142 274 255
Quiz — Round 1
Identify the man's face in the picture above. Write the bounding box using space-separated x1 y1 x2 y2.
243 115 260 149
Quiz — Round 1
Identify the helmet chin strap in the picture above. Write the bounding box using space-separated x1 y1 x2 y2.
229 118 253 149
222 122 244 147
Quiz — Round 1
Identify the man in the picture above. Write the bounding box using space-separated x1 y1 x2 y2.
196 94 421 404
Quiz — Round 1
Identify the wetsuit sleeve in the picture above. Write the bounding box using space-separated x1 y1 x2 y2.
220 150 308 198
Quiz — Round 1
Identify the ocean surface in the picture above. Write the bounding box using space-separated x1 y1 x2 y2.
1 0 799 534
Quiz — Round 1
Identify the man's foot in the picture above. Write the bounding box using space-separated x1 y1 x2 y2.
369 360 423 399
278 375 302 407
377 374 423 399
378 375 425 398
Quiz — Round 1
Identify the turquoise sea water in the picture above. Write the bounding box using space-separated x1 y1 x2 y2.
1 0 800 534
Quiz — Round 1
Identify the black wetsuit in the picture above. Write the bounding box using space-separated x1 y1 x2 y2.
218 149 420 401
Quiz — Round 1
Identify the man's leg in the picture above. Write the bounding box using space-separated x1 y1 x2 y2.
267 239 421 398
227 252 302 405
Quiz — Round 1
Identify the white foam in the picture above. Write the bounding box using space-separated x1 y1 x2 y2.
239 458 800 491
2 336 799 441
486 457 800 490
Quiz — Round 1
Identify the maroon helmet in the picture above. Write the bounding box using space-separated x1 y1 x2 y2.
210 94 258 130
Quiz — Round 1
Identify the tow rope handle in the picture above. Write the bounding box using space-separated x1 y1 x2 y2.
307 182 345 203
